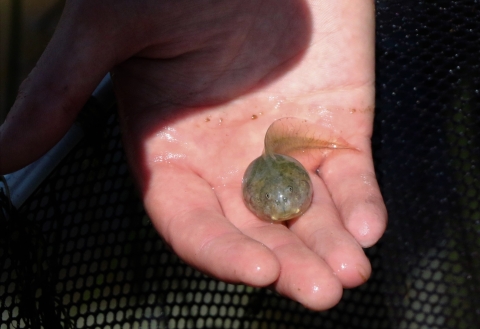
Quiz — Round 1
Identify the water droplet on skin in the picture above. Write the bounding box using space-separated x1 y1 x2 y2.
360 173 373 186
308 105 333 126
152 153 186 163
358 220 371 237
156 127 177 142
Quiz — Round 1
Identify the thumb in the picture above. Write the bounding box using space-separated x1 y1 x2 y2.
0 2 124 174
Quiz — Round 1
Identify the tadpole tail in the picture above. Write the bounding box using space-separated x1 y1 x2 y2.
263 117 352 157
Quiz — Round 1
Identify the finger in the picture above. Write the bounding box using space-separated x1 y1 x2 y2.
288 173 372 288
320 139 387 247
217 186 343 311
0 3 120 174
248 226 343 311
142 166 281 287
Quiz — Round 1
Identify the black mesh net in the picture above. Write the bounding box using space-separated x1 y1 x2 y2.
1 1 480 328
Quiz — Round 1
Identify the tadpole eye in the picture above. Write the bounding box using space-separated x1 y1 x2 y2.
265 193 271 200
287 186 293 192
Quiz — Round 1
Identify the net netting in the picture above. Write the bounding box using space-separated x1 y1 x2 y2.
1 1 479 328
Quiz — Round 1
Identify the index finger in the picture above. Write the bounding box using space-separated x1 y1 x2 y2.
141 165 281 286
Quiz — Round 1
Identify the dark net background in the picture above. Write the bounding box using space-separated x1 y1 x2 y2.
1 1 480 328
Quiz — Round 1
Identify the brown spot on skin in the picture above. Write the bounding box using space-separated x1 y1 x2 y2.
360 106 375 114
204 117 210 122
349 106 374 114
251 114 258 120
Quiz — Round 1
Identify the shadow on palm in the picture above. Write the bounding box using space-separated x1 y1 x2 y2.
112 0 313 210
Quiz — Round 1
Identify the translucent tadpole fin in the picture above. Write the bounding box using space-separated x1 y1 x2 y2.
263 117 351 157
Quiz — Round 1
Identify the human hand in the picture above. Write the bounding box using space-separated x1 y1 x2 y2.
0 0 387 310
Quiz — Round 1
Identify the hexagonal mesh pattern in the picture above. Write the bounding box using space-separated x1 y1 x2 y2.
1 1 479 328
374 1 480 328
